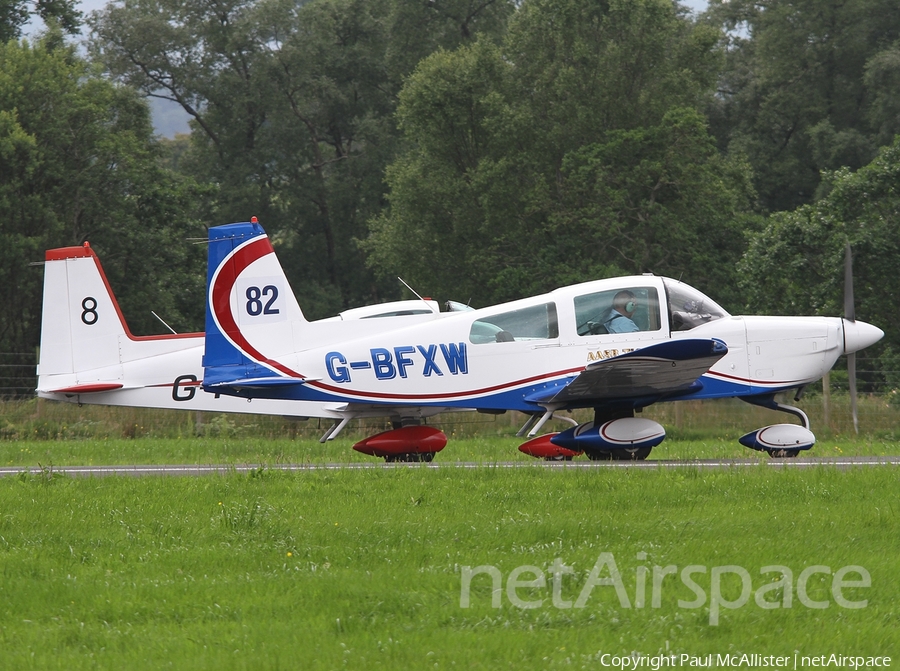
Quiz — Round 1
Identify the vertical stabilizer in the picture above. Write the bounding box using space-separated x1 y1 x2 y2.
39 244 127 383
203 221 307 387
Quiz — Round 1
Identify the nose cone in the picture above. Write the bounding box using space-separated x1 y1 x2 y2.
843 319 884 354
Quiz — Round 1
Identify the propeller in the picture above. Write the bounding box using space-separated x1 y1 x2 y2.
843 243 858 434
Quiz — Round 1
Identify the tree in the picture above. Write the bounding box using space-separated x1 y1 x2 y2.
0 0 81 42
738 137 900 381
705 0 900 212
545 108 758 309
366 0 757 310
0 34 209 376
864 43 900 145
89 0 514 317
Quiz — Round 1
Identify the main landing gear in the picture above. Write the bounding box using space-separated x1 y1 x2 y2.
517 406 665 462
383 452 435 463
516 394 818 462
325 394 816 463
353 426 447 462
585 445 653 461
351 420 447 463
317 415 447 462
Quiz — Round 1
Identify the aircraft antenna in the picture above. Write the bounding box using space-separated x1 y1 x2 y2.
151 311 178 334
397 277 437 313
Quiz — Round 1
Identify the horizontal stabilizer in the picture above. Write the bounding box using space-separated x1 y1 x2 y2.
49 383 125 394
547 338 727 404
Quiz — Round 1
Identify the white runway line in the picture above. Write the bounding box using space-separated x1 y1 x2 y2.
1 456 899 478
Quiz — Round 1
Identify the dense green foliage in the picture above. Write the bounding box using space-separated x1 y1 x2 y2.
2 0 899 389
705 0 900 213
367 1 758 308
740 137 900 382
0 34 209 362
89 0 514 317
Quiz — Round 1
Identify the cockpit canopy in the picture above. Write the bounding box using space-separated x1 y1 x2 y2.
466 277 730 343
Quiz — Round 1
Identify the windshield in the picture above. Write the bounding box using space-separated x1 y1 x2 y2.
663 279 730 332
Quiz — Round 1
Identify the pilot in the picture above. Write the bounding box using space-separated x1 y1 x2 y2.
604 290 640 333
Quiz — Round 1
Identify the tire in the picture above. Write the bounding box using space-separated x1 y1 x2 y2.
765 448 800 458
384 452 435 463
585 446 652 461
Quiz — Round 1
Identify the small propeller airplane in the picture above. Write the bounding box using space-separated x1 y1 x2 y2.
35 240 444 420
200 219 884 461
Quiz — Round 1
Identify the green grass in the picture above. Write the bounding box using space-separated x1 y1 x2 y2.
2 396 900 467
4 393 900 445
1 433 899 468
1 398 898 667
0 466 897 669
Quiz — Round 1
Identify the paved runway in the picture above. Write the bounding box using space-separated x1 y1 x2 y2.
2 456 899 477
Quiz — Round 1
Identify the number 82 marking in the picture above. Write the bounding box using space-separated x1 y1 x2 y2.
246 285 279 316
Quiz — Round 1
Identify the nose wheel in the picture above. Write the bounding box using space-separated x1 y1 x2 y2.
740 395 815 458
764 448 800 459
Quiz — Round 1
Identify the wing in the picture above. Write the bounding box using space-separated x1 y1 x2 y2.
546 338 727 404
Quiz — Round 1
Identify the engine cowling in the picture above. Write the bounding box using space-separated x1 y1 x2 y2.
739 424 815 452
551 417 666 451
353 425 447 457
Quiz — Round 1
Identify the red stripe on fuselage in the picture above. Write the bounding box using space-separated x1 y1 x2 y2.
703 369 800 387
303 366 585 402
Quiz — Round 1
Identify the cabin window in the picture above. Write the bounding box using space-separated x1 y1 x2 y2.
574 287 661 336
469 303 559 344
663 279 730 331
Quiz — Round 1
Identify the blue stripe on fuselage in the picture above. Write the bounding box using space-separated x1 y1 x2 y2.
203 368 800 413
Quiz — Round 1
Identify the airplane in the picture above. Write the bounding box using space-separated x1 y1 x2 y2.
35 237 448 420
200 220 885 461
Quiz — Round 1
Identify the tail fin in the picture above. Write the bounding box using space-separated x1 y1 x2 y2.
38 243 201 395
39 243 131 382
203 221 307 387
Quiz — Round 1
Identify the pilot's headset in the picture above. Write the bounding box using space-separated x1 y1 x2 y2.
616 292 637 314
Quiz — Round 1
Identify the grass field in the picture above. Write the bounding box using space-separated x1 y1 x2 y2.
0 399 898 668
2 396 900 466
3 432 900 469
0 466 898 669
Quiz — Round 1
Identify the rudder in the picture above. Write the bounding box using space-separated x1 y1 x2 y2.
203 220 306 387
39 243 128 380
